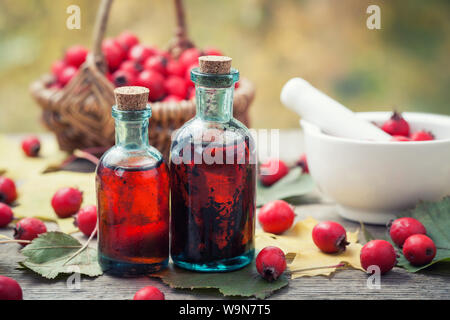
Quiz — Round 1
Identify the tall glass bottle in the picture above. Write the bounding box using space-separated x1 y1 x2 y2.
96 86 169 276
170 56 256 272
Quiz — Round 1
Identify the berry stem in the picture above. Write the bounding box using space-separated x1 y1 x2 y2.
63 222 98 266
290 263 347 274
0 239 31 245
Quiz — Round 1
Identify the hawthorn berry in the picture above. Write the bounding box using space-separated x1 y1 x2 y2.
64 45 88 68
389 217 426 247
119 60 142 76
0 203 14 228
14 217 47 245
112 70 136 87
128 44 157 63
116 31 139 52
391 135 411 142
75 205 97 237
137 70 166 101
0 177 17 205
179 48 201 68
403 234 436 266
203 47 223 56
51 60 66 78
51 187 83 218
21 135 41 157
164 76 188 99
258 200 295 234
312 221 349 253
381 112 410 137
410 130 434 141
163 95 183 103
360 240 397 274
185 63 198 84
166 59 185 77
133 286 165 300
0 276 23 300
58 66 77 87
256 246 287 282
296 153 309 173
259 159 289 187
102 39 126 71
144 55 167 76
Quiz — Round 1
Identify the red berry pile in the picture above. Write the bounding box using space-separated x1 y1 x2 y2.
380 111 435 142
47 31 226 103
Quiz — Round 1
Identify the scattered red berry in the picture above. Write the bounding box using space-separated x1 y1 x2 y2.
14 217 47 245
179 48 201 68
116 31 139 52
296 153 309 173
403 234 436 266
410 130 434 141
203 47 223 56
128 44 157 63
0 276 23 300
360 240 397 274
164 76 188 99
51 187 83 218
391 135 411 142
312 221 349 253
102 39 126 71
133 286 165 300
381 112 410 137
258 200 295 234
259 159 289 187
112 70 136 87
0 203 13 228
58 66 77 87
137 70 166 101
21 135 41 157
0 177 17 205
389 217 426 247
64 45 88 68
75 205 97 237
256 246 287 282
144 55 167 76
166 59 185 77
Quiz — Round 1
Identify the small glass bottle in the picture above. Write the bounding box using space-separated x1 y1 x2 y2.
170 56 256 272
96 86 169 276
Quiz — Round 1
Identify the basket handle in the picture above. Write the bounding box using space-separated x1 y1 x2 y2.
91 0 113 72
169 0 195 57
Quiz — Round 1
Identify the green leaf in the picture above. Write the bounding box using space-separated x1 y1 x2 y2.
20 232 103 279
257 168 314 207
396 197 450 272
151 262 289 299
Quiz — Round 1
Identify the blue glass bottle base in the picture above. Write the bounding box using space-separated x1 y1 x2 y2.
99 254 168 277
172 249 254 272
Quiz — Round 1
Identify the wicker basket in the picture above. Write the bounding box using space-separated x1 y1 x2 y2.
30 0 255 159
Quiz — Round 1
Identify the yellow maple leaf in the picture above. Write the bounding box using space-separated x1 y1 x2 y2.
0 135 67 181
13 171 96 234
256 217 364 279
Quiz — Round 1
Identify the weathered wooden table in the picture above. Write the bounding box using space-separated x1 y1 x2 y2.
1 131 449 300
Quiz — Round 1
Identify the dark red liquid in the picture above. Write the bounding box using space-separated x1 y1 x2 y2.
96 159 169 268
170 140 256 264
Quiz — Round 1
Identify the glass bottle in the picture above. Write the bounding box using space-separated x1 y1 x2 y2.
170 56 256 272
96 86 169 276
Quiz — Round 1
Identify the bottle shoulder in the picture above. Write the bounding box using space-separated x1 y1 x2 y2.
99 145 164 170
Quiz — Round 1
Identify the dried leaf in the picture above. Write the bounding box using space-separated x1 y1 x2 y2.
257 168 314 207
151 262 288 299
20 232 102 279
0 135 67 180
14 171 96 233
256 217 364 279
396 197 450 272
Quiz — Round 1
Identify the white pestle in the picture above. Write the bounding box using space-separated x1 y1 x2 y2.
280 78 392 141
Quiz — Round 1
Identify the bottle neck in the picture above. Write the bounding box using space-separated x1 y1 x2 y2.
115 119 149 149
196 85 234 122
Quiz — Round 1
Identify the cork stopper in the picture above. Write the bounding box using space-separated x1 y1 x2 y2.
114 86 149 111
199 56 232 74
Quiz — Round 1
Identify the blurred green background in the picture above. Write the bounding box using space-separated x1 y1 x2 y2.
0 0 449 133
